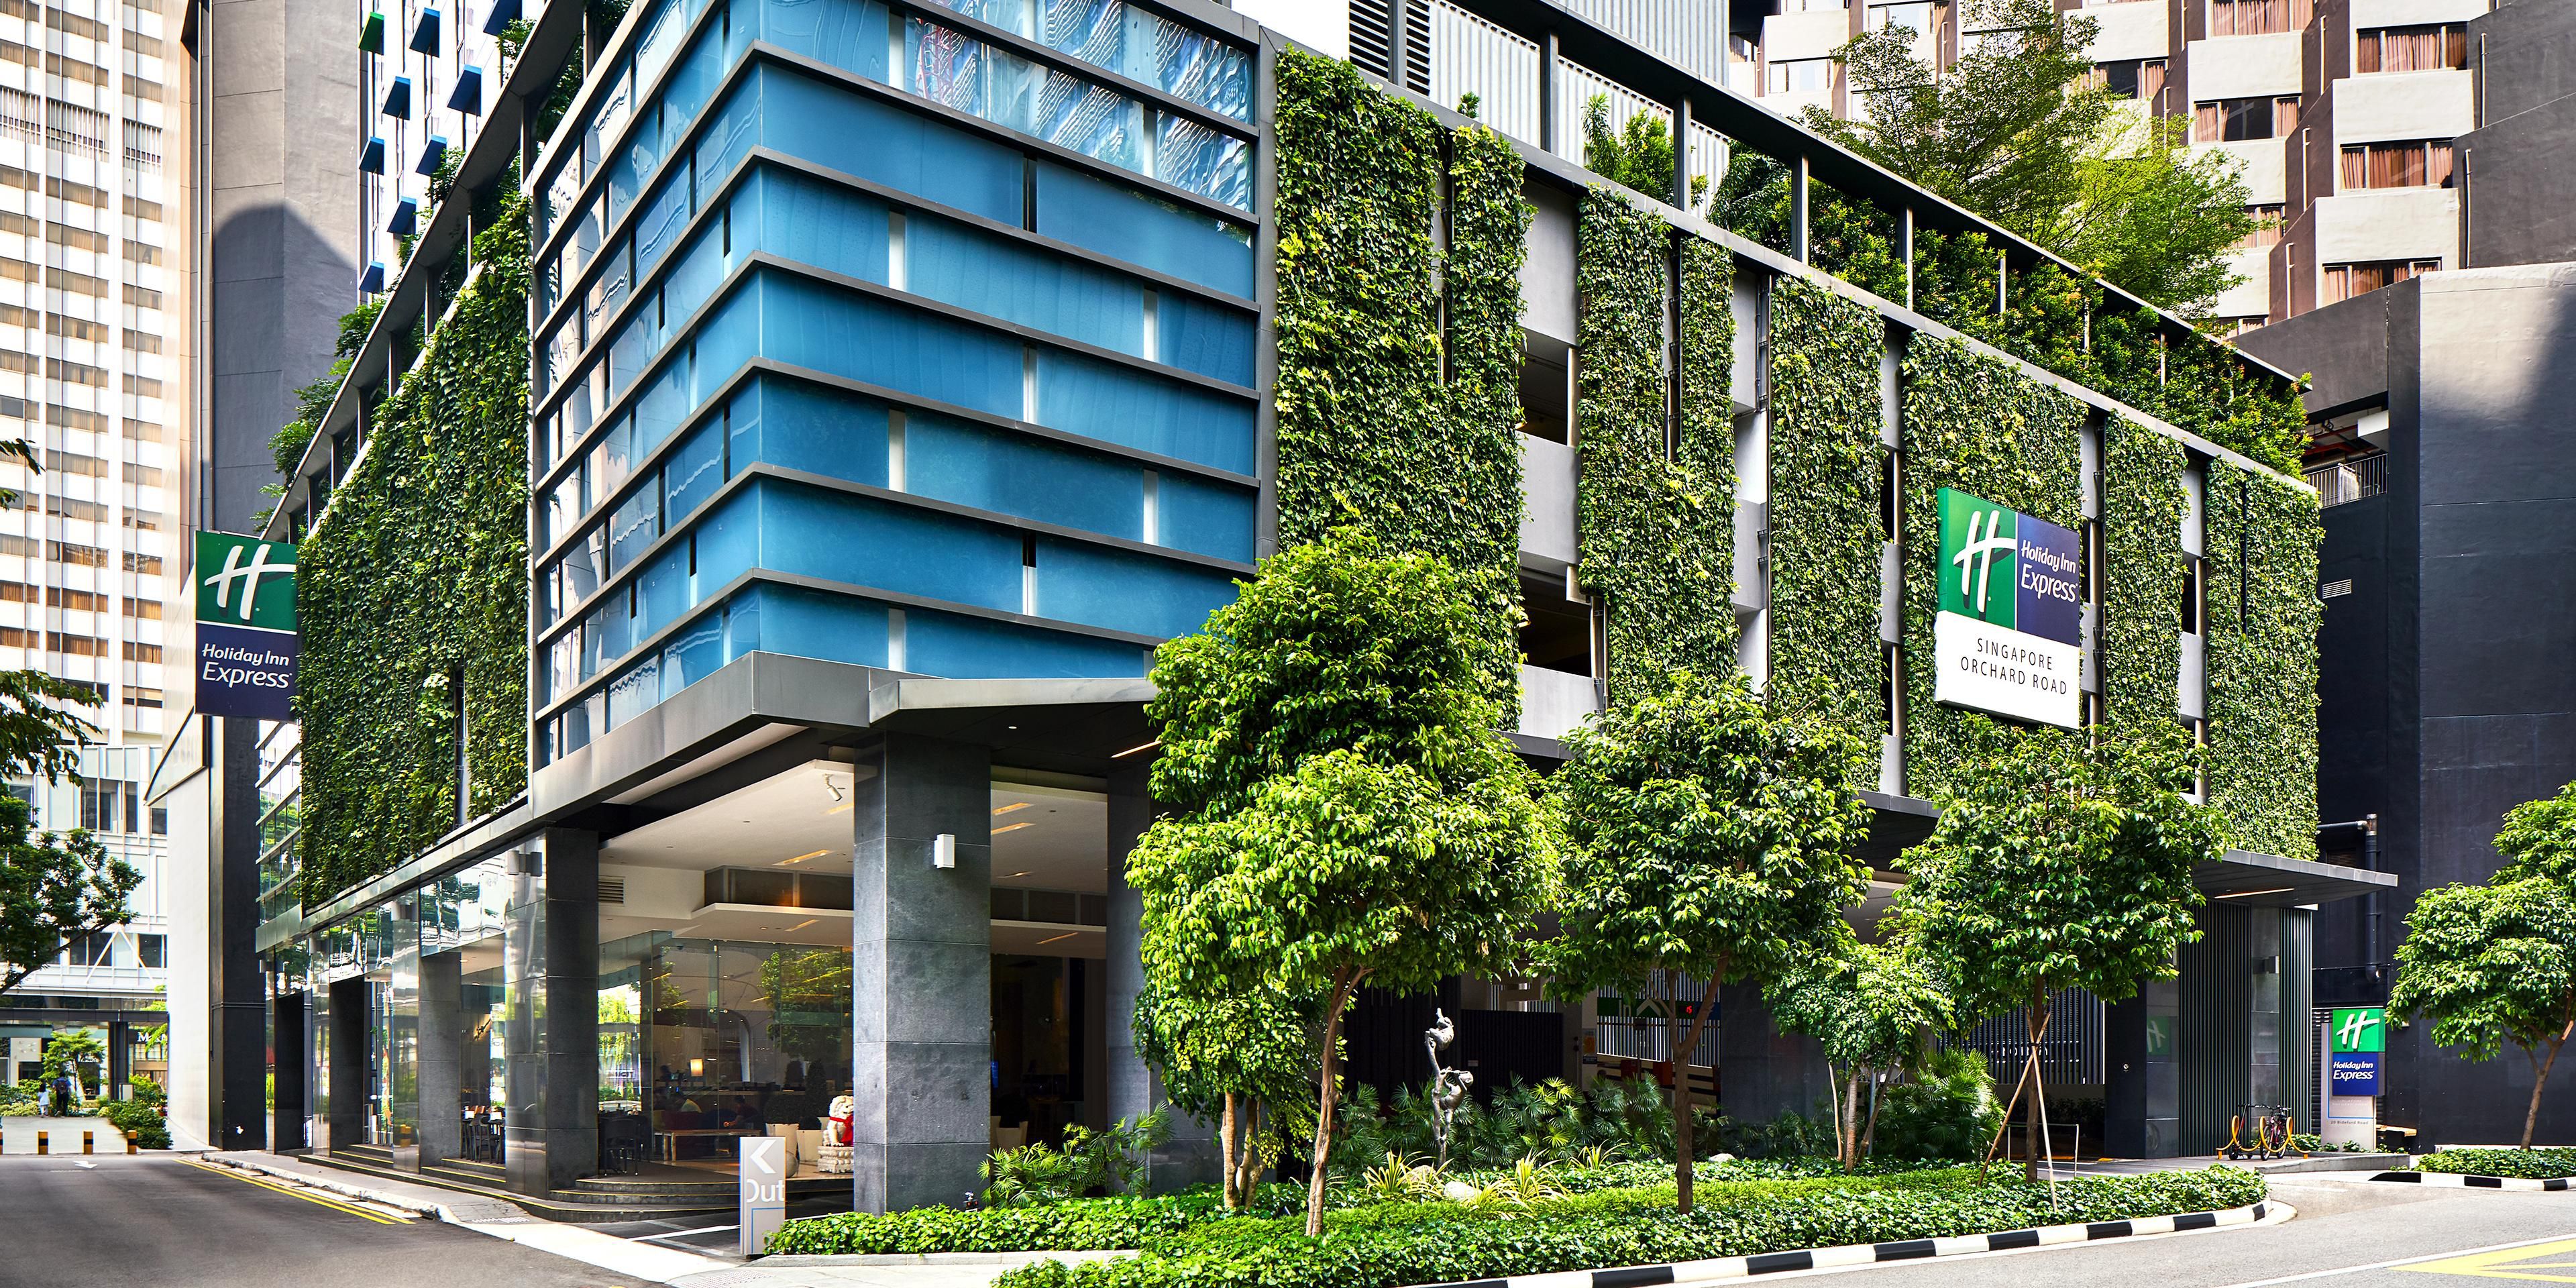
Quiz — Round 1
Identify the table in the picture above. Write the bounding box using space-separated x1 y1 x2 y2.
659 1126 759 1164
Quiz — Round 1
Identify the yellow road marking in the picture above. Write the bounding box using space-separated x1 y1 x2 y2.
2401 1238 2576 1282
182 1160 412 1225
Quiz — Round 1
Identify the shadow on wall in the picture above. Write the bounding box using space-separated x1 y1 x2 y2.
210 203 358 534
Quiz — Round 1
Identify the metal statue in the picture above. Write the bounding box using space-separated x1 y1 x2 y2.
1426 1008 1474 1169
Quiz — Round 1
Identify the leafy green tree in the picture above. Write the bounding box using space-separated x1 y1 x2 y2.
0 798 140 1001
40 1026 104 1102
1892 718 2220 1177
2498 780 2576 885
1544 669 1872 1212
1805 0 2257 313
1770 935 1951 1171
1131 982 1313 1208
2391 876 2576 1148
1128 529 1549 1235
1582 94 1706 209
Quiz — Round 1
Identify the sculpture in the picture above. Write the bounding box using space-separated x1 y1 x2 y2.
1425 1009 1474 1169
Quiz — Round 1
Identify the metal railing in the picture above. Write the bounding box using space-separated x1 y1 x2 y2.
2304 453 2387 508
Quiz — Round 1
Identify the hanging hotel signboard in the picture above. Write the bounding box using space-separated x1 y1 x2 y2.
193 531 299 722
2329 1006 2385 1098
1933 488 2082 731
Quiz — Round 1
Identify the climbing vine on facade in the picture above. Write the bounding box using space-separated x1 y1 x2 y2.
1896 335 2083 799
1572 191 1737 702
297 199 533 899
1765 276 1886 749
2098 417 2186 729
1271 50 1532 714
2204 460 2322 860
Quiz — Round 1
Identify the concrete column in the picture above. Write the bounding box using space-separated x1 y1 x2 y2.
271 994 307 1150
417 951 463 1166
851 734 992 1214
504 829 600 1194
1102 764 1219 1191
327 975 368 1152
1716 983 1830 1123
107 1018 131 1097
212 717 269 1150
2105 977 2180 1157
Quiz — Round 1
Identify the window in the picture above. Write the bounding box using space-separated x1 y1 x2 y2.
121 597 160 619
121 641 160 663
2196 96 2300 142
2358 23 2465 74
55 633 105 656
2340 140 2455 190
46 587 103 611
2324 258 2441 303
1870 2 1933 37
2234 205 2285 251
121 550 160 574
138 933 163 968
122 686 161 707
1766 58 1832 95
2180 557 2204 635
2093 58 2168 102
2208 0 2309 37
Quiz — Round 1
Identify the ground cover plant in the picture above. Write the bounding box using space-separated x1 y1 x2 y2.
2416 1148 2576 1179
769 1163 2265 1285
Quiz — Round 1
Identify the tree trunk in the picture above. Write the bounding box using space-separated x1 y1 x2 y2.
1862 1071 1884 1161
1220 1093 1242 1209
1841 1067 1864 1172
1305 971 1360 1238
2526 1039 2566 1150
1239 1101 1263 1200
2024 990 2054 1182
1672 965 1725 1214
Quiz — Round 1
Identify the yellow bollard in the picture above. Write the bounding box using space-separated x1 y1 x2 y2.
36 1130 46 1155
83 1130 93 1155
126 1136 136 1155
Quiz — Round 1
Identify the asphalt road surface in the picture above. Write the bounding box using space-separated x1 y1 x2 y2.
0 1153 653 1288
1789 1172 2576 1286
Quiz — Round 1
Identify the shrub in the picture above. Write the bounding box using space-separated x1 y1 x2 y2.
1870 1046 2001 1161
1330 1077 1695 1173
2418 1147 2576 1179
983 1112 1173 1207
99 1098 169 1150
986 1167 2266 1288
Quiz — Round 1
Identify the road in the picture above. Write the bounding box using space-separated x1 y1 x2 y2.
0 1153 653 1288
1796 1172 2576 1287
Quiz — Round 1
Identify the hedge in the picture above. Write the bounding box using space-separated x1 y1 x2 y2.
975 1166 2266 1288
2416 1148 2576 1179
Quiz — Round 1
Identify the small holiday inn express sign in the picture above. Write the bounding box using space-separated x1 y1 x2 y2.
194 531 299 721
1933 488 2082 731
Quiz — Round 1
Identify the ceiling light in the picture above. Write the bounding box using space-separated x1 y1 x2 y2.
777 849 832 865
1035 930 1079 946
1112 739 1160 759
992 802 1032 816
2214 886 2295 900
993 821 1035 836
1004 871 1032 879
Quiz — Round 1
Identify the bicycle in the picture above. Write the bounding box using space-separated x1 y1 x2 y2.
2219 1104 2300 1161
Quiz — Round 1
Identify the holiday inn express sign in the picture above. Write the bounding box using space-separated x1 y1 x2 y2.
194 531 299 721
1934 488 2082 731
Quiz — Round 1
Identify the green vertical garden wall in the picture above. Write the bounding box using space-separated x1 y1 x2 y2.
2205 460 2324 860
2100 417 2188 729
1766 276 1888 747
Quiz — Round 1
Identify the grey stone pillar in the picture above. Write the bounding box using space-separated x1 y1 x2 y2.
271 994 307 1150
327 975 368 1152
418 951 463 1166
852 734 992 1214
1103 764 1220 1192
505 829 600 1195
1716 983 1831 1124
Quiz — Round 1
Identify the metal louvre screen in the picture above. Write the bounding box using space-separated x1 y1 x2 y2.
1595 972 1721 1067
1428 3 1540 141
1946 987 2106 1089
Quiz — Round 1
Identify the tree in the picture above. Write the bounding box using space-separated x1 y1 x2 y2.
1892 718 2220 1178
2390 879 2576 1149
1128 529 1549 1236
1131 981 1314 1208
1805 0 2258 313
1770 934 1951 1171
2498 779 2576 886
1582 94 1706 209
0 797 140 1001
1545 669 1872 1212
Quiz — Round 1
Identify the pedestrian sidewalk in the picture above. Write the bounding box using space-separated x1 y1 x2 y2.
1 1115 129 1155
204 1151 1113 1287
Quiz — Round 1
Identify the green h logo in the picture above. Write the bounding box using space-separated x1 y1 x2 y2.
195 531 298 633
2331 1007 2385 1054
1939 488 2019 629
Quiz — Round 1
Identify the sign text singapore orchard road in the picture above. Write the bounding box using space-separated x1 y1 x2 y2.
194 531 299 722
1933 487 2083 731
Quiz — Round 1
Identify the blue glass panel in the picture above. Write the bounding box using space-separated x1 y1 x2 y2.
1155 290 1254 386
660 213 727 326
584 61 633 180
752 584 890 667
608 653 661 728
907 213 1142 356
541 317 578 398
637 540 690 639
694 78 761 197
633 0 687 92
1033 349 1254 474
664 417 725 523
759 68 1020 225
545 470 584 555
904 411 1138 539
724 380 763 482
695 486 761 597
563 527 606 606
633 172 690 280
584 600 623 676
1033 537 1234 639
1155 115 1250 210
1152 19 1249 121
908 608 1148 680
606 102 660 232
759 482 1022 612
760 272 1023 420
660 609 726 700
608 481 660 574
1033 162 1252 298
692 279 763 406
757 170 888 285
756 0 890 83
590 417 636 518
1155 471 1254 564
724 585 762 659
633 353 692 457
657 23 727 136
757 377 886 485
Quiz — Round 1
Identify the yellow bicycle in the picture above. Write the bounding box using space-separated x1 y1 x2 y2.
2219 1104 2300 1161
